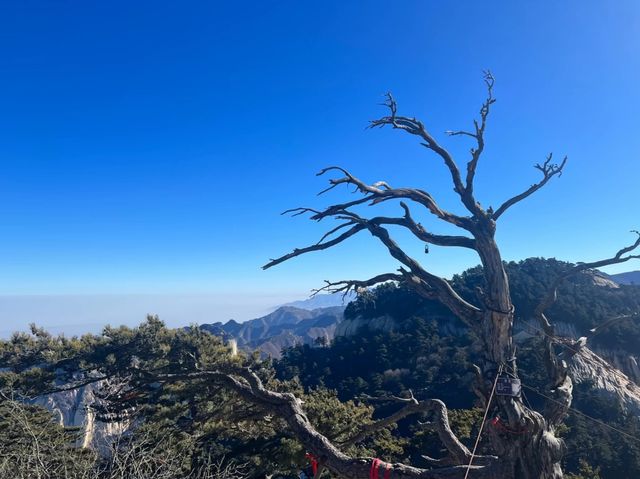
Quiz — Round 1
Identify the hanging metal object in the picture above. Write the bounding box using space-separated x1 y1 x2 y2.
496 376 521 397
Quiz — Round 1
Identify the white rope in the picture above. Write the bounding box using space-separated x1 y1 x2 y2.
521 383 640 444
463 364 503 479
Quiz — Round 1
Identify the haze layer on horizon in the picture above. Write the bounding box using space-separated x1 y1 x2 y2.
1 1 639 336
0 293 306 338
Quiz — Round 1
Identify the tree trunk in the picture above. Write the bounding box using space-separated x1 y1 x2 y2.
486 409 565 479
474 221 567 479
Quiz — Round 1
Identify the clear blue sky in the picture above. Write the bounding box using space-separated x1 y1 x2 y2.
0 1 638 331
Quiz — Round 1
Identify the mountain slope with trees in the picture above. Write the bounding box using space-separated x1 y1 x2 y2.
1 259 640 477
276 259 640 477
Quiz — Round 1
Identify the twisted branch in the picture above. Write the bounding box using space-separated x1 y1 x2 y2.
447 70 496 206
369 94 485 217
364 222 481 324
341 392 496 468
312 167 473 230
535 230 640 320
311 273 404 298
263 222 367 269
155 368 496 479
370 95 466 199
492 153 567 220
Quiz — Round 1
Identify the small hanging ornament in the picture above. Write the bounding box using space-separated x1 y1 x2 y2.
496 374 522 397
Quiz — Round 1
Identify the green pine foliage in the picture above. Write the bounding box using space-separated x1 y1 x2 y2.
0 316 389 478
1 258 639 477
0 398 96 478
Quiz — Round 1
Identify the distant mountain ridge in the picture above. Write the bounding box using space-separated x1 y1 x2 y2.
200 305 345 358
200 270 639 360
280 292 356 310
609 270 640 285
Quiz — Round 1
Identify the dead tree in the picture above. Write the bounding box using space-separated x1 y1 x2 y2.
256 72 640 478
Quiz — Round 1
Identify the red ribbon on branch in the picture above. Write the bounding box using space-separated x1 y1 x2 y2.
490 416 529 435
370 458 392 479
305 453 318 476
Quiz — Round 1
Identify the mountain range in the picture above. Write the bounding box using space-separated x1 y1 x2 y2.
280 292 356 310
609 270 640 285
200 305 345 358
200 272 640 359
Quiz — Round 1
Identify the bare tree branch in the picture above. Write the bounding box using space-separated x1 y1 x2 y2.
341 392 496 468
312 167 473 230
369 94 465 196
311 273 404 298
535 230 640 319
263 222 368 269
368 202 476 250
364 222 482 324
369 94 486 218
261 204 479 326
492 154 567 220
446 70 496 208
265 201 481 325
155 368 495 479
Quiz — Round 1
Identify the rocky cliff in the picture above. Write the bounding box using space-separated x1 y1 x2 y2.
569 347 640 414
31 382 128 453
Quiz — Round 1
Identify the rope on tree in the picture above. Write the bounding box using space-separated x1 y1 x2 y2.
463 364 503 479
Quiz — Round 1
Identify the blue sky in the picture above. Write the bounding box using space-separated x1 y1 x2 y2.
0 1 639 332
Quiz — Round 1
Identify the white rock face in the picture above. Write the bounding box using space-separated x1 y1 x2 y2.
32 382 129 452
589 347 640 385
589 273 620 289
569 347 640 414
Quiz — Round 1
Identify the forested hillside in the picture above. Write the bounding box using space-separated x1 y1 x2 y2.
276 258 640 478
1 259 640 478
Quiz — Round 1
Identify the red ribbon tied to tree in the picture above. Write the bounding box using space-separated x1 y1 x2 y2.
305 453 318 476
370 458 391 479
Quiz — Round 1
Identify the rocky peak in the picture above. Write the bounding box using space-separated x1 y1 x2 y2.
569 347 640 414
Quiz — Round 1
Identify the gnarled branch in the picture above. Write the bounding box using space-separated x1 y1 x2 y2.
368 202 476 250
369 94 465 196
313 167 473 230
369 94 484 217
263 222 367 269
535 230 640 320
264 206 481 325
156 368 496 479
311 273 404 299
492 153 567 220
447 70 496 207
342 392 497 468
365 222 482 325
